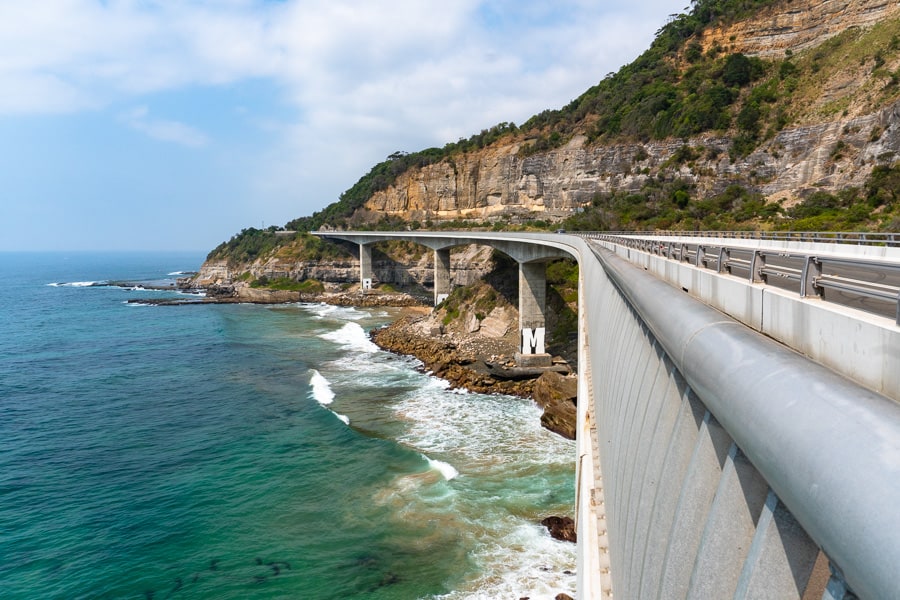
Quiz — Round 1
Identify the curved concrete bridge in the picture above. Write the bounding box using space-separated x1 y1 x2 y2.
313 230 900 600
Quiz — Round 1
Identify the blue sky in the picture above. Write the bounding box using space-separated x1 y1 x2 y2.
0 0 688 252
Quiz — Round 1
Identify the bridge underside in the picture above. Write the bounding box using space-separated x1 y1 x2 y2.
317 232 572 361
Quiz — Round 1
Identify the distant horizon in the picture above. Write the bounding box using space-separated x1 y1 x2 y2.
0 249 210 254
0 0 688 252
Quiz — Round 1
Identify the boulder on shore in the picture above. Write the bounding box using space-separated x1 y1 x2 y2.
533 371 578 440
541 515 577 543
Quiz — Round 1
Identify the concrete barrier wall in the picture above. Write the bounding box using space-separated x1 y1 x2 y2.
583 242 900 599
579 243 828 599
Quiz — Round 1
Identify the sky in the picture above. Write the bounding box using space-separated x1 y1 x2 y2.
0 0 689 252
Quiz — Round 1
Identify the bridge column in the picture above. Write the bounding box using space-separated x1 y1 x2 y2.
359 244 373 292
517 261 551 365
434 248 451 305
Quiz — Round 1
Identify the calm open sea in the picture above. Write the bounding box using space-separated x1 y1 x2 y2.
0 252 575 599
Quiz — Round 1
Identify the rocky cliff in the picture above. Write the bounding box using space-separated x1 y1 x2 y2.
702 0 900 59
358 0 900 224
195 0 900 287
363 101 900 223
191 242 498 292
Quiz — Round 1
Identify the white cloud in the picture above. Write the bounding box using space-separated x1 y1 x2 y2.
0 1 686 117
0 0 690 231
120 105 209 147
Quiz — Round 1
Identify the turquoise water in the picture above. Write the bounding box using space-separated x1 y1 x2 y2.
0 252 576 599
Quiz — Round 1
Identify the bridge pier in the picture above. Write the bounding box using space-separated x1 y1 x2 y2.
517 261 551 365
434 248 451 305
359 243 373 291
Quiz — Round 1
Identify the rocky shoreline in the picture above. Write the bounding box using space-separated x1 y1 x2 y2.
370 315 578 440
128 285 427 308
370 313 579 551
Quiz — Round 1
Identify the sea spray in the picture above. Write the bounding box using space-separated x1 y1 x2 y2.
319 321 380 353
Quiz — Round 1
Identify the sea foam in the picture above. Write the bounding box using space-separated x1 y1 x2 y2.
303 303 368 321
48 281 104 287
309 370 335 405
435 522 577 600
424 454 459 481
319 322 379 353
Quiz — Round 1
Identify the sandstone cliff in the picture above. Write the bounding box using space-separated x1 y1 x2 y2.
191 243 498 292
702 0 900 59
195 0 900 287
358 0 900 223
363 100 900 222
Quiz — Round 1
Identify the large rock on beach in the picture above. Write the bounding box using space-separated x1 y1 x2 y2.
533 371 578 440
541 515 577 543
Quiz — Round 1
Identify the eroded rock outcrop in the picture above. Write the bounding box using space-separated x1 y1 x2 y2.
355 0 900 223
190 244 497 292
702 0 900 59
533 371 578 440
541 515 577 543
370 317 537 399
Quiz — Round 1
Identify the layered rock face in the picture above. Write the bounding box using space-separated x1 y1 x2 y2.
359 0 900 224
363 96 900 223
702 0 900 58
191 244 497 289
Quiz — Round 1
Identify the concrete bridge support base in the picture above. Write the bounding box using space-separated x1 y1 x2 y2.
518 261 550 365
359 244 373 291
434 248 451 305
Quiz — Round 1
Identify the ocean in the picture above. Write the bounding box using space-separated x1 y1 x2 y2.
0 252 576 600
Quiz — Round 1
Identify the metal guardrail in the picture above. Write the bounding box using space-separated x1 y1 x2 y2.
581 229 900 246
579 233 900 325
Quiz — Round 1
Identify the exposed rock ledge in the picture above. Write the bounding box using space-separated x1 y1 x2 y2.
131 285 426 307
370 315 578 439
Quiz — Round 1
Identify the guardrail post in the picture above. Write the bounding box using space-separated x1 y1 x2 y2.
696 245 706 268
895 292 900 326
800 256 822 298
750 250 767 283
680 243 687 262
717 248 729 274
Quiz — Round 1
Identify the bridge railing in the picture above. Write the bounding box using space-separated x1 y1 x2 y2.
577 232 900 325
578 229 900 246
581 241 900 599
